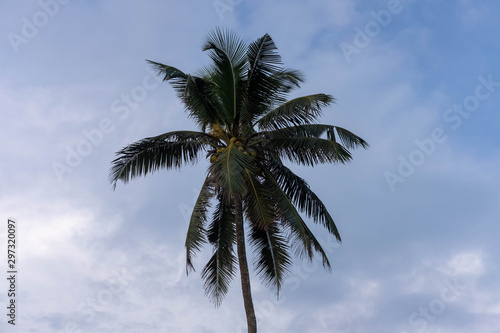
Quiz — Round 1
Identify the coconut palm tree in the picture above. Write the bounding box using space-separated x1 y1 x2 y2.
110 28 368 333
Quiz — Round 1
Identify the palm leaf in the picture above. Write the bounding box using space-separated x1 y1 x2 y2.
186 177 214 274
268 68 304 94
243 169 276 229
202 28 247 127
147 60 225 128
147 60 188 86
242 33 285 124
330 126 369 149
266 135 352 166
257 94 333 130
285 217 332 269
203 28 248 67
201 198 237 306
262 169 332 268
267 160 341 241
264 124 369 149
246 33 283 80
208 142 254 197
110 131 215 189
249 223 292 295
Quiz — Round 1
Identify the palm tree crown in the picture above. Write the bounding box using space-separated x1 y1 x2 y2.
110 28 368 331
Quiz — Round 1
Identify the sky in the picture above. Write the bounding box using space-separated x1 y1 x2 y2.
1 0 500 332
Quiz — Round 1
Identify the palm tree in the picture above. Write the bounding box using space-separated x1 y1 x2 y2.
110 28 368 333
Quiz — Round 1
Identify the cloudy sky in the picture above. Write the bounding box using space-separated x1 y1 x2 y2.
1 0 500 332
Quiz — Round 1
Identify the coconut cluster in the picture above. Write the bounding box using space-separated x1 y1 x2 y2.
209 137 257 163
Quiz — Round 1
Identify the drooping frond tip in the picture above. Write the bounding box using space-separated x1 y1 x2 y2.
203 27 248 64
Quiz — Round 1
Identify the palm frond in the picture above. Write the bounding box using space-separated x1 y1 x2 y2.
147 60 225 128
243 169 276 229
241 34 284 124
203 28 248 67
249 223 292 295
208 142 254 197
243 70 305 130
266 135 352 166
186 177 214 274
147 60 188 85
257 94 333 130
202 28 247 127
201 198 237 306
262 169 331 268
246 33 283 79
330 126 369 149
110 131 216 189
266 124 330 137
269 68 304 92
264 124 369 150
285 217 332 269
267 160 341 241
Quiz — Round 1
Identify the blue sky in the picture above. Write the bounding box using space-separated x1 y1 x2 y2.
1 0 500 332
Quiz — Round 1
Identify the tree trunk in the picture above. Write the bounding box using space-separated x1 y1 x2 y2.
234 195 257 333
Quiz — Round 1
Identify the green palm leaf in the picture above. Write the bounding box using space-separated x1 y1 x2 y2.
243 169 276 229
147 60 224 128
242 34 298 124
330 126 369 149
250 223 292 294
266 135 352 166
201 199 237 306
267 160 341 241
110 131 215 189
186 177 214 274
263 169 331 268
208 142 254 197
146 60 188 85
257 94 333 130
265 124 369 148
203 28 248 128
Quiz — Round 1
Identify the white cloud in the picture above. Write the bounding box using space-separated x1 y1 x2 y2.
447 251 485 276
